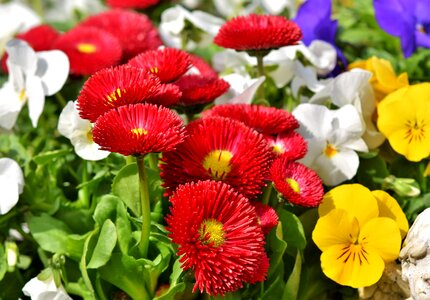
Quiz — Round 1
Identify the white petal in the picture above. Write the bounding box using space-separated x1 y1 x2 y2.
26 76 45 127
314 149 360 186
0 158 24 192
299 137 325 167
293 61 326 93
38 291 73 300
0 81 24 130
6 39 38 75
293 103 333 139
308 40 337 75
189 10 224 36
261 0 289 14
213 0 242 17
212 50 255 73
0 178 19 215
58 101 79 138
331 70 372 107
71 134 110 161
267 59 295 88
215 75 265 105
332 104 365 138
159 6 187 48
0 3 40 38
22 277 58 299
36 50 69 96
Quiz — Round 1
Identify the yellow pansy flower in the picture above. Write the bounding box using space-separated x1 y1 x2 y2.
377 83 430 162
349 57 408 102
313 184 407 288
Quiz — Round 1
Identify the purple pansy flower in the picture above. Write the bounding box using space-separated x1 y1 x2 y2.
294 0 347 72
374 0 430 58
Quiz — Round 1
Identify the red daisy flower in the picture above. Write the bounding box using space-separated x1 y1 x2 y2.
266 131 307 161
214 14 303 53
128 48 191 83
160 117 271 199
270 157 324 207
165 180 267 296
77 65 164 122
203 104 299 135
245 252 270 284
107 0 159 9
188 54 219 78
80 9 162 61
252 202 278 235
52 26 122 75
175 75 229 107
1 25 60 73
150 83 182 107
92 103 185 156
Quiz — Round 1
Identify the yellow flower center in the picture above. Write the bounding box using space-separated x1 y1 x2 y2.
149 67 159 74
76 43 97 54
106 88 126 106
286 178 301 193
19 89 26 102
130 128 148 138
202 150 233 180
273 144 285 154
199 219 225 247
86 126 93 142
324 143 338 158
404 119 426 143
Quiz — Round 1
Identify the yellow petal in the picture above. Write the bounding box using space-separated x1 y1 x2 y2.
349 60 368 71
320 243 385 288
312 209 359 252
372 190 409 238
318 184 379 227
371 57 405 94
387 126 430 162
359 217 401 262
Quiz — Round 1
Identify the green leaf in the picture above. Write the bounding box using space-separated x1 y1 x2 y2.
357 156 389 189
32 149 71 165
112 163 140 216
283 252 302 300
0 244 6 281
27 214 86 260
153 259 185 300
93 195 120 225
266 222 287 281
278 209 306 251
87 220 117 269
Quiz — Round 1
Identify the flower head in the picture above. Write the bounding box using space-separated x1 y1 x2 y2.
106 0 159 9
377 83 430 162
266 131 308 161
92 103 185 156
160 117 271 199
80 9 162 61
252 202 278 235
271 158 324 207
189 54 219 78
165 180 267 295
128 48 191 83
203 104 299 135
174 75 229 107
53 26 122 75
0 158 24 215
77 65 162 123
22 269 72 300
214 14 302 53
58 101 110 161
313 184 408 287
349 57 409 102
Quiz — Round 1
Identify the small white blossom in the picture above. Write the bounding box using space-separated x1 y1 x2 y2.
0 158 24 215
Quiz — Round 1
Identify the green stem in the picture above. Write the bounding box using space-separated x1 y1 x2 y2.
254 54 266 104
76 161 90 208
136 156 151 258
66 283 84 297
31 0 44 21
262 183 273 205
55 92 67 107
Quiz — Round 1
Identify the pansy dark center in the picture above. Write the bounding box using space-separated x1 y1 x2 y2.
405 118 426 143
76 43 97 54
199 218 225 247
202 150 233 180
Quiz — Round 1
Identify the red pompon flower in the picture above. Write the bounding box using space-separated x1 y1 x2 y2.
77 65 163 122
270 157 324 207
52 26 122 75
214 14 303 52
175 75 229 106
252 202 278 235
203 104 299 135
189 54 219 78
92 103 185 156
266 131 307 161
165 180 267 296
1 25 60 73
160 117 271 199
245 252 270 284
80 9 162 60
151 83 182 107
107 0 159 9
128 48 191 83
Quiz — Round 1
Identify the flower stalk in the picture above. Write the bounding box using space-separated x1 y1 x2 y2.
136 156 151 258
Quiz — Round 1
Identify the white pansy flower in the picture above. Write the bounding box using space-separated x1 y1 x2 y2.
0 158 24 215
309 69 385 149
215 74 265 105
58 101 109 161
0 2 40 56
44 0 105 22
0 39 69 129
293 103 368 186
213 0 297 17
159 5 223 50
22 272 72 300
